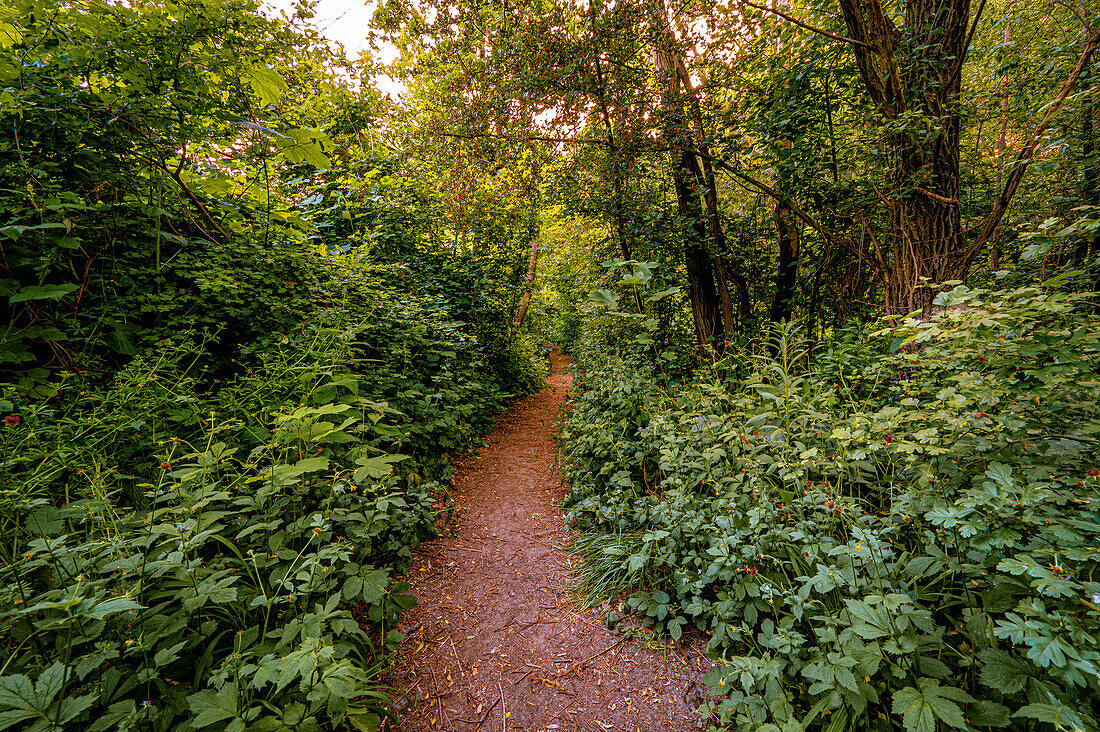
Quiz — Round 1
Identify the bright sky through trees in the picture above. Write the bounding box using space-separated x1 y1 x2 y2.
263 0 405 95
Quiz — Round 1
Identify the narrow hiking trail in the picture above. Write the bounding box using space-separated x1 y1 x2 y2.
389 349 712 731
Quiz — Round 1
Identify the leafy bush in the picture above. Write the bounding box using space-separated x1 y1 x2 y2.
561 283 1100 732
0 287 512 731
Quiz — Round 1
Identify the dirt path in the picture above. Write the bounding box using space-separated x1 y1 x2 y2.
388 349 708 732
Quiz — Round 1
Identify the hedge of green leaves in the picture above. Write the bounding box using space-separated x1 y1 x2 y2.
561 283 1100 732
0 263 526 731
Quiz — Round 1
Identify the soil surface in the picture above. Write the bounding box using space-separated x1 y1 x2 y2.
388 349 711 732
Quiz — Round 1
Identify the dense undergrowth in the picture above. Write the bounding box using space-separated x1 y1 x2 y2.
0 260 542 731
561 282 1100 732
0 3 549 729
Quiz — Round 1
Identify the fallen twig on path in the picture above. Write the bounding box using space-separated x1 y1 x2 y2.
498 675 507 732
451 639 465 675
429 666 447 728
557 637 628 679
510 662 547 685
453 694 501 729
427 690 458 700
541 696 580 727
492 615 517 632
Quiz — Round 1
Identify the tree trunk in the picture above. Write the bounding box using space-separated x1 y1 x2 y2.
770 200 801 322
589 0 632 262
673 146 724 349
1079 58 1097 265
991 25 1009 272
653 18 724 351
839 0 971 316
512 233 540 330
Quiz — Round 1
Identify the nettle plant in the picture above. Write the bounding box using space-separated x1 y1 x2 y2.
562 283 1100 732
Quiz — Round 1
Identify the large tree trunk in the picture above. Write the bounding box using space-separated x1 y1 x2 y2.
839 0 971 316
839 0 1100 315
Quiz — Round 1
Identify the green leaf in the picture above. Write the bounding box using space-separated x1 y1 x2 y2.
347 711 381 732
844 599 890 639
187 685 240 728
87 597 144 620
0 709 38 732
353 454 408 482
32 663 65 708
996 557 1031 576
0 22 22 49
1014 703 1086 729
984 462 1014 489
978 650 1032 694
360 568 389 605
892 686 937 732
588 289 620 307
892 679 973 732
968 701 1011 727
247 66 288 107
8 284 78 303
273 456 330 485
276 128 332 169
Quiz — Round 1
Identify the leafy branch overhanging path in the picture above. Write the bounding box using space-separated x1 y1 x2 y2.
388 350 710 731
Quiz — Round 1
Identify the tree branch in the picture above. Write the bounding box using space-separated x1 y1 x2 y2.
969 27 1100 256
943 0 988 94
736 0 872 47
715 163 849 249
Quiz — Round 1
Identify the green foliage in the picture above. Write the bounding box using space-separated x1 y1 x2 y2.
561 283 1100 731
0 0 366 381
0 291 510 730
0 5 545 729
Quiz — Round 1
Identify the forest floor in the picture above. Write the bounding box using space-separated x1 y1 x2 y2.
386 349 713 732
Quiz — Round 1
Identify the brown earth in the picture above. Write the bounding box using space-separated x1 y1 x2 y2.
387 349 713 732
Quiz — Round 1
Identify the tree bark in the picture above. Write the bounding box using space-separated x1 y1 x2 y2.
653 16 724 351
838 0 971 316
770 200 801 322
1079 58 1097 265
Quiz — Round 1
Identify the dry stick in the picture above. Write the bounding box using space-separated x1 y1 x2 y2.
453 694 501 729
498 675 507 732
510 663 547 686
493 615 518 633
427 690 458 700
542 696 580 727
451 640 465 676
557 637 628 679
428 666 447 728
